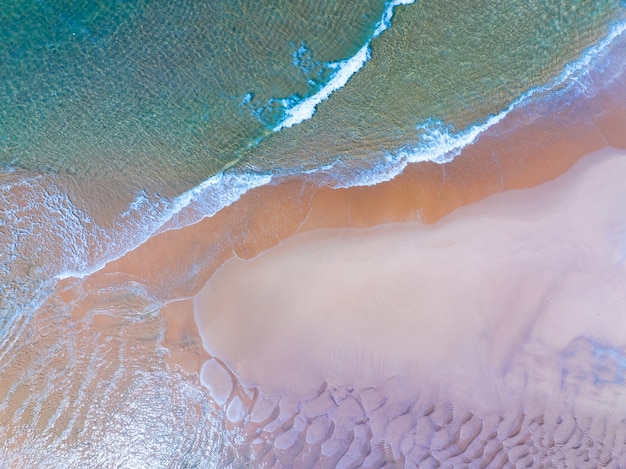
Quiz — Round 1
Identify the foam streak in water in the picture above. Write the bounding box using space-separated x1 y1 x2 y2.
328 19 626 188
157 171 273 233
273 0 416 131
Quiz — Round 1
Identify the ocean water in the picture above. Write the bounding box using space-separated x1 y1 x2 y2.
2 0 626 465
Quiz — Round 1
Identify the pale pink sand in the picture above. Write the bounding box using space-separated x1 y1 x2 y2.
195 148 626 414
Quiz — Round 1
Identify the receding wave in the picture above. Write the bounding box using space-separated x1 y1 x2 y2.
40 16 626 284
55 172 273 280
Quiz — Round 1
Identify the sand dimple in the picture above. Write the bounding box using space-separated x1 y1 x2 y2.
199 359 233 406
200 368 626 467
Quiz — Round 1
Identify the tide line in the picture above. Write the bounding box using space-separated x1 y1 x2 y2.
53 17 626 283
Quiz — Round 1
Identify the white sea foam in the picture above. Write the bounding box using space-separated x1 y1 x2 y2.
157 171 273 233
273 0 416 131
274 45 370 131
373 0 416 38
0 173 107 350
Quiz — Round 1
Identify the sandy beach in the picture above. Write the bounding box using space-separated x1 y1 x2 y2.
2 32 623 466
3 99 625 467
39 65 624 465
3 3 626 467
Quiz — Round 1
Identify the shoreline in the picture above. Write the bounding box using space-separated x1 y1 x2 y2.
46 19 626 284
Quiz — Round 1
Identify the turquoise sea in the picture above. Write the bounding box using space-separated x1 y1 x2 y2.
2 0 626 465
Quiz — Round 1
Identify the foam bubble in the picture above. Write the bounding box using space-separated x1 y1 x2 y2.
158 171 273 232
56 169 273 280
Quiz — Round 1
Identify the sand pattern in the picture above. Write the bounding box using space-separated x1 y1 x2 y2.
191 149 626 467
196 339 626 468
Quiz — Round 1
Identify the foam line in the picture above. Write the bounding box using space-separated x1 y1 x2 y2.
328 19 626 188
55 171 272 280
273 0 416 131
